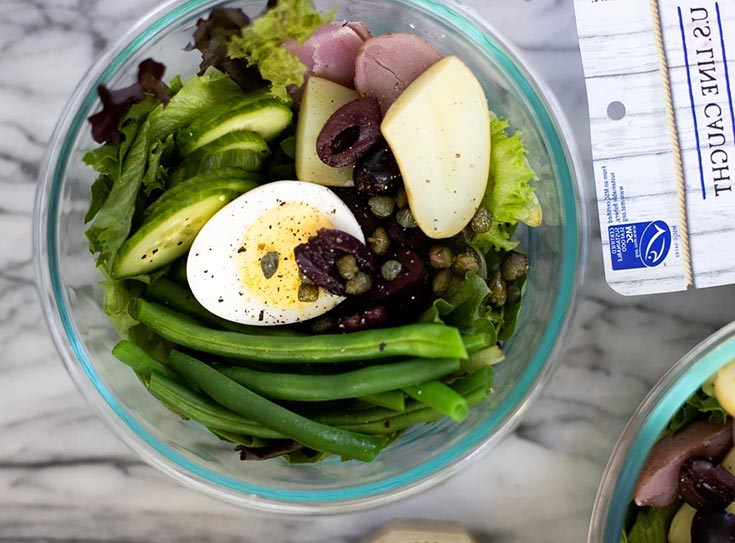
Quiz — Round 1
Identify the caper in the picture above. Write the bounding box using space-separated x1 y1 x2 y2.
368 227 390 255
345 271 373 295
309 315 335 334
381 260 403 281
298 269 314 285
395 189 408 209
298 283 319 302
368 195 395 218
470 207 492 233
506 283 521 304
488 272 507 306
260 251 279 279
452 249 481 276
336 254 359 280
428 245 453 269
396 207 418 229
501 252 529 282
432 269 453 296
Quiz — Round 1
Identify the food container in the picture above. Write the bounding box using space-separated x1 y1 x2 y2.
589 321 735 542
34 0 586 512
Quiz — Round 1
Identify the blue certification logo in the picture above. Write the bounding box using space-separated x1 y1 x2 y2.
608 220 672 271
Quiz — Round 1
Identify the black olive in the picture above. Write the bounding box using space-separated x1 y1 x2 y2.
337 305 389 332
691 509 735 543
354 139 403 195
316 97 382 167
679 458 735 511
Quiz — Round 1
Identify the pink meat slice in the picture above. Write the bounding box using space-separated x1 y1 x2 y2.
285 22 371 88
633 420 734 507
354 33 443 114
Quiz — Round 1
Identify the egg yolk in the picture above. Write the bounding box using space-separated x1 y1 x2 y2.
238 203 334 309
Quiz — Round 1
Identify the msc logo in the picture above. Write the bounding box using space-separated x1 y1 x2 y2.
640 220 671 268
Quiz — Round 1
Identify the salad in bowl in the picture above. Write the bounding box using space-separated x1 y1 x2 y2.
620 361 735 543
35 0 582 510
82 0 543 463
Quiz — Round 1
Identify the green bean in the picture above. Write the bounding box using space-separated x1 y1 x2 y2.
148 373 285 439
167 350 389 461
359 391 405 411
458 345 505 375
217 358 460 401
130 299 467 363
145 278 303 337
209 428 269 448
341 387 492 435
112 340 179 383
453 366 495 395
461 332 493 353
312 367 494 427
403 381 468 422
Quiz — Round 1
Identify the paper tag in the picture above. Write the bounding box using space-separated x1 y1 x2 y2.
574 0 735 295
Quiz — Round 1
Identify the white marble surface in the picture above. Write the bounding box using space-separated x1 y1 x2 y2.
3 0 735 541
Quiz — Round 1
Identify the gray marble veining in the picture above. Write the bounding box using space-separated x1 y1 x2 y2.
2 0 735 541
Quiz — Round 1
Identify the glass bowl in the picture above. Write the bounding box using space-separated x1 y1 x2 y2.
34 0 586 513
589 322 735 542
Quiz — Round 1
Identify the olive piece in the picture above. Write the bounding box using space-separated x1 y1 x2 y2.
316 96 382 167
501 252 529 282
679 458 735 511
338 305 389 332
488 272 507 306
691 509 735 543
354 140 403 195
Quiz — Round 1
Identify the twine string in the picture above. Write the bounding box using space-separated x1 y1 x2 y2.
650 0 694 287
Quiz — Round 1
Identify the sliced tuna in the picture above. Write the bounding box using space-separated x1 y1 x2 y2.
354 33 442 114
634 421 734 507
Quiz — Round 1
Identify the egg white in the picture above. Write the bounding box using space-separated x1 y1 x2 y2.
187 180 364 326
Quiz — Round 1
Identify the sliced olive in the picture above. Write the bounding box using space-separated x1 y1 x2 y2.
691 509 735 543
316 97 382 167
679 457 735 511
354 139 403 195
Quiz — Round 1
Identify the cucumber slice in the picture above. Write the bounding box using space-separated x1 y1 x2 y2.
114 179 258 278
181 130 270 159
170 149 266 186
179 98 293 155
167 167 261 190
144 174 260 222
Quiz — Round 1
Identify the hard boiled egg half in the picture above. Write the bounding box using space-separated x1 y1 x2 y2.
187 180 363 325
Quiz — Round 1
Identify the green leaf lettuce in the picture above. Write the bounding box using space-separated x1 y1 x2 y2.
474 117 541 254
227 0 333 101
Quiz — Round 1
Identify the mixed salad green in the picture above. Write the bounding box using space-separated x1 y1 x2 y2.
83 0 542 462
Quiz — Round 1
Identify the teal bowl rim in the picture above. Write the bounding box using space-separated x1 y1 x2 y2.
589 320 735 542
34 0 585 512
